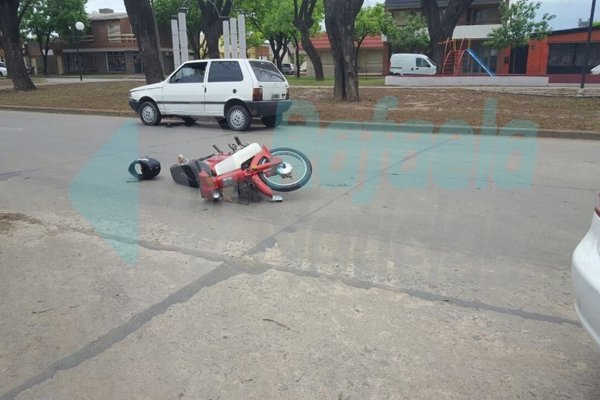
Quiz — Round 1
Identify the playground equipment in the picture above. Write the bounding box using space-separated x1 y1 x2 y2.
441 39 495 76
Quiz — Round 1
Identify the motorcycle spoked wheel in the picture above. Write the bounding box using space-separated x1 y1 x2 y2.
258 148 312 192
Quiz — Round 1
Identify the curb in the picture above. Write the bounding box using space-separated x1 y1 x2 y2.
284 120 600 141
1 104 600 141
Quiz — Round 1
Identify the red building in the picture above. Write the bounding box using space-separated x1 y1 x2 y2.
500 26 600 82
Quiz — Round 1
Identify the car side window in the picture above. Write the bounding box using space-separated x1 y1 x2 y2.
208 61 244 83
170 62 207 84
416 58 429 68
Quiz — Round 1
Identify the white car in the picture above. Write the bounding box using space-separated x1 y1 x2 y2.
280 63 295 75
572 194 600 348
0 61 7 77
591 65 600 75
128 58 291 131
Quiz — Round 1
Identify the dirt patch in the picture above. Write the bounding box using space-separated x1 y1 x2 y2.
289 87 600 132
0 82 598 132
0 212 41 234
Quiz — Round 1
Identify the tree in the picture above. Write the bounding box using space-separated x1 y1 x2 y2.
354 3 397 55
389 14 429 53
324 0 363 101
594 21 600 28
22 0 87 76
198 0 233 58
154 0 204 58
0 0 36 90
420 0 475 71
240 0 295 69
484 0 555 73
124 0 164 83
293 0 324 80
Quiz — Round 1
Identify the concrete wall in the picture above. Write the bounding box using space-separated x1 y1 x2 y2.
385 75 550 86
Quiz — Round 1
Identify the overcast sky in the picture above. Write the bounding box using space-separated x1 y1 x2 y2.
86 0 599 30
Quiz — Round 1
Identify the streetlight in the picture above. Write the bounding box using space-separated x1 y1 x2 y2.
75 21 85 82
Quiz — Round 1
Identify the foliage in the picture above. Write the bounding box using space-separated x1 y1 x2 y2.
238 0 296 65
419 0 475 69
388 13 429 53
153 0 204 57
485 0 555 49
593 21 600 28
292 0 325 80
22 0 87 43
21 0 87 74
354 3 397 50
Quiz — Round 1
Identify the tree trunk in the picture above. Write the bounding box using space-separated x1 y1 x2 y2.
420 0 475 72
293 0 324 80
198 0 232 59
0 0 36 90
324 0 363 102
299 28 324 81
124 0 164 84
269 35 289 70
291 33 301 78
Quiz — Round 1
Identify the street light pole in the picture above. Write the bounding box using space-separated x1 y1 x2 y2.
580 0 597 90
75 21 85 82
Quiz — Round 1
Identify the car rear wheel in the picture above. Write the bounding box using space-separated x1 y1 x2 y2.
139 101 161 126
226 105 251 131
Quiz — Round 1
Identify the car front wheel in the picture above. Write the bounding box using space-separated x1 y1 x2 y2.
139 101 161 126
226 105 251 131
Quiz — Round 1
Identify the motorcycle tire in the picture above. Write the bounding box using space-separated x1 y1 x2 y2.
258 147 312 192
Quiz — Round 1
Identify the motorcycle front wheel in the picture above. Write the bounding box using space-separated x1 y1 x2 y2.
259 148 312 192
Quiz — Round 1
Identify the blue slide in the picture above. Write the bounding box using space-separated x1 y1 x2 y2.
466 48 495 76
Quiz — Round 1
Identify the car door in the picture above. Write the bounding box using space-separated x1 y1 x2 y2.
204 60 246 116
160 61 207 116
415 57 435 75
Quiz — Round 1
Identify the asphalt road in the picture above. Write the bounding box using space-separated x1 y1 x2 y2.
1 110 600 399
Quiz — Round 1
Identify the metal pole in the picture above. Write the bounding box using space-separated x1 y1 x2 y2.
580 0 597 89
77 32 82 81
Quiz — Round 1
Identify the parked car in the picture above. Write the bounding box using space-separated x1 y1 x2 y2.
572 194 600 348
389 53 436 76
128 58 291 131
0 61 7 77
280 63 295 75
591 65 600 75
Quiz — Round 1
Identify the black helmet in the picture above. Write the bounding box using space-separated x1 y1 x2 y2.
128 157 161 180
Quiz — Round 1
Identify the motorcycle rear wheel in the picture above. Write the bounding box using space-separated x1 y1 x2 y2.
259 148 312 192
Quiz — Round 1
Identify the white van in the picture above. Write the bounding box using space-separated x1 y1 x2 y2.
389 53 436 76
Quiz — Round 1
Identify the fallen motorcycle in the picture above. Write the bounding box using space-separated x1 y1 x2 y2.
170 137 312 202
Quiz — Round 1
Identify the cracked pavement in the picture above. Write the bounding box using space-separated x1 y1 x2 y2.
1 110 600 399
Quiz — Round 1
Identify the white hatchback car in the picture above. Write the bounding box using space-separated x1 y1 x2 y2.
572 194 600 348
129 58 291 131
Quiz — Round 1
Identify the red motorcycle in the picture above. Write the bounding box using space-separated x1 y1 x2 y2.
171 137 312 202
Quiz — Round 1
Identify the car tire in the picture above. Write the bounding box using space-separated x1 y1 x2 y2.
139 101 161 126
226 105 251 131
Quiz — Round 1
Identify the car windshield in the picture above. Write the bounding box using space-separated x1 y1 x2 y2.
250 61 285 82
